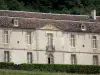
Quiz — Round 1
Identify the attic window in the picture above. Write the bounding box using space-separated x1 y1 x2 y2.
81 24 86 31
13 19 18 27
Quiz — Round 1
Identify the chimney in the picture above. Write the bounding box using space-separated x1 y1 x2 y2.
91 10 96 20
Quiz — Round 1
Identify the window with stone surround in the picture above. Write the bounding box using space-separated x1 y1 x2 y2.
92 36 97 49
81 24 86 31
47 33 53 48
93 55 98 65
26 32 31 44
27 52 33 63
4 51 10 62
14 19 18 27
71 54 77 64
71 35 75 47
3 31 9 44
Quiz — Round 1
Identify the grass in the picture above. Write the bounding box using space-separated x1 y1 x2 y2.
0 69 99 75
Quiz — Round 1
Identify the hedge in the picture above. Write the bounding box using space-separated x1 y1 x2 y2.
0 62 100 74
18 64 100 74
0 62 14 69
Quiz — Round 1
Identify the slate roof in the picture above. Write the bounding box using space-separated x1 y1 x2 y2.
0 10 98 21
0 10 100 33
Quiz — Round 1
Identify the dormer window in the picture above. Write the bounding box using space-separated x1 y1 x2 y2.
81 24 86 31
13 19 18 27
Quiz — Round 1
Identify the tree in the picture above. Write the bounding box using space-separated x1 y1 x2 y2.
0 0 8 10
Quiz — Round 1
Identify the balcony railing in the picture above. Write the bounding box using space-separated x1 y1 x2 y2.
46 45 55 52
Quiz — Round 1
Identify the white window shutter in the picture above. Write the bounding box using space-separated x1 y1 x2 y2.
31 32 33 44
25 32 27 44
8 31 10 43
9 51 11 62
91 36 93 49
2 30 4 43
75 35 76 47
69 35 71 46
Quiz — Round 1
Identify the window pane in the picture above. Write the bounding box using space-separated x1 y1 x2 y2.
27 52 32 63
92 36 97 48
71 35 75 47
4 51 10 62
71 54 76 64
26 32 31 44
93 55 98 65
47 33 53 48
4 31 8 43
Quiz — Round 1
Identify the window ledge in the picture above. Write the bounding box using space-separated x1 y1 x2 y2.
3 43 9 45
27 44 32 46
92 48 97 50
71 47 76 49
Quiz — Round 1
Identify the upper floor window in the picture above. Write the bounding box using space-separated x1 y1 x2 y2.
71 35 75 47
92 36 97 49
93 55 98 65
71 54 77 64
47 33 53 48
26 32 31 45
81 24 86 31
13 19 18 27
27 52 33 63
4 51 10 62
4 31 8 43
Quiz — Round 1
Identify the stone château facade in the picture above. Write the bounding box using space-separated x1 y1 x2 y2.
0 10 100 65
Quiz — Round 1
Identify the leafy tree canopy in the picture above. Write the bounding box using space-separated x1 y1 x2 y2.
0 0 100 15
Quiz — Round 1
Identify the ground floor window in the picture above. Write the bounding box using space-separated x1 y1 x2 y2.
27 52 33 63
4 51 10 62
93 55 98 65
48 54 54 64
71 54 77 64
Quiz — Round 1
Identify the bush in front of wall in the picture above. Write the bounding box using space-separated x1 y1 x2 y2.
0 62 14 69
0 62 99 74
18 64 100 74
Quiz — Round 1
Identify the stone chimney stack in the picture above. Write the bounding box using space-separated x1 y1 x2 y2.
91 10 96 20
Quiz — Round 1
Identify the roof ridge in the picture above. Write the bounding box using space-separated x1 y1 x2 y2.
0 10 90 17
1 16 98 24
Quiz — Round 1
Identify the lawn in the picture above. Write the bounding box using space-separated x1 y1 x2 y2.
0 69 99 75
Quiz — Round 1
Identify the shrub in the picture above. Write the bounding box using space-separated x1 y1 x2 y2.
0 62 14 69
17 64 100 74
0 62 99 74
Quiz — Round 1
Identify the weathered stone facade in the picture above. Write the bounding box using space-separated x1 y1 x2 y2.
0 10 100 65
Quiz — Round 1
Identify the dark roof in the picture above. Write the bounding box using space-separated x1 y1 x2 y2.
0 10 100 22
0 16 100 33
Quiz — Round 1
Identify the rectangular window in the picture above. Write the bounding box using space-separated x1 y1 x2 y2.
27 52 33 63
4 51 10 62
14 19 18 27
92 36 97 49
93 55 98 65
71 35 75 47
4 31 8 43
47 33 53 48
71 54 77 64
26 32 31 44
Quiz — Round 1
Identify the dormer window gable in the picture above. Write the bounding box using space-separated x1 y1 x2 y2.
13 19 19 27
81 24 86 31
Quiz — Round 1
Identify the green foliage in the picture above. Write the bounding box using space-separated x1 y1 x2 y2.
0 62 14 69
0 0 97 15
7 0 25 11
16 64 100 74
0 69 99 75
0 0 100 15
0 0 8 10
0 62 100 74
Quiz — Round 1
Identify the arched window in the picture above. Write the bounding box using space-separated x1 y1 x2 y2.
48 54 54 64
